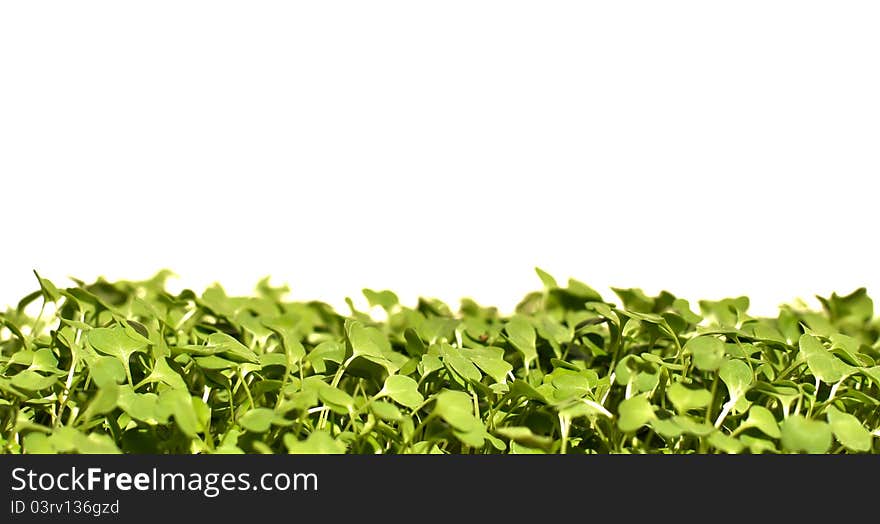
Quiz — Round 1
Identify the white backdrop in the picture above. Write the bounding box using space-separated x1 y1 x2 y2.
1 2 878 317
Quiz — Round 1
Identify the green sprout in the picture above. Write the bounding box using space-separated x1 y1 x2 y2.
1 269 878 454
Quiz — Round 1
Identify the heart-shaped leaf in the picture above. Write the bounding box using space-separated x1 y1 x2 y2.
719 359 753 402
505 315 537 369
825 406 872 452
240 408 276 433
617 395 655 432
684 336 725 371
666 382 712 413
432 390 480 432
381 375 424 409
88 325 149 368
780 415 832 454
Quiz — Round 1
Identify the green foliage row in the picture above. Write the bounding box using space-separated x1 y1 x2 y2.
1 269 878 454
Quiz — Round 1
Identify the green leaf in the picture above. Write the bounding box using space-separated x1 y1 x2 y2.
262 317 306 363
432 390 480 432
117 386 161 424
536 316 573 347
28 348 64 375
547 368 596 402
684 336 725 371
509 441 546 454
193 355 237 370
86 382 119 416
77 433 122 454
284 430 346 454
439 343 482 383
558 399 613 419
260 353 288 368
33 270 61 302
672 298 702 324
780 415 832 454
565 278 603 302
87 356 127 388
284 389 319 413
240 408 276 433
206 332 259 364
363 289 399 311
348 322 390 360
141 357 188 390
347 322 399 374
403 329 427 358
47 427 121 454
672 415 714 436
651 417 683 438
10 370 58 391
613 355 658 394
817 288 873 325
534 267 558 289
318 385 355 413
799 334 853 383
463 345 512 384
453 424 487 448
617 395 655 432
739 406 781 439
666 382 712 413
505 315 537 368
23 432 55 454
88 325 149 366
506 380 549 404
3 270 880 456
370 401 403 422
494 426 554 450
740 435 778 454
719 359 753 401
306 341 344 373
825 406 872 452
381 375 424 409
213 429 244 454
157 389 200 438
708 431 744 454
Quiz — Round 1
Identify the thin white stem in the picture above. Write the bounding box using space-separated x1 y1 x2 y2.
55 311 84 427
582 399 613 418
559 414 570 454
714 399 734 428
828 379 844 402
600 372 615 406
176 306 197 330
319 355 355 429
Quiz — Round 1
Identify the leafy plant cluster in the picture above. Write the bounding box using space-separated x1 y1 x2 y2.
1 269 879 454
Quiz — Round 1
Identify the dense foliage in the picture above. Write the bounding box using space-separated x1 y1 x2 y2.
1 270 878 454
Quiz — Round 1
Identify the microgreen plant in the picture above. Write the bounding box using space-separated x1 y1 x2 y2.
1 270 878 454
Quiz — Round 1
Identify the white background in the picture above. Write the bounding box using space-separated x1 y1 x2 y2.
1 2 878 316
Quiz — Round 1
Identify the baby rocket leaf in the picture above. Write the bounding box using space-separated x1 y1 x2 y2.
826 406 872 452
240 408 276 433
381 375 424 409
432 390 480 432
505 315 537 369
780 415 832 454
684 336 725 372
617 395 655 432
0 271 878 455
88 325 149 366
